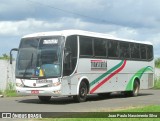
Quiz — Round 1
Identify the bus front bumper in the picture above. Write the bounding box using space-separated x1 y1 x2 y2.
16 86 62 96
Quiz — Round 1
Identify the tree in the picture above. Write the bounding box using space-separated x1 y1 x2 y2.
155 58 160 68
0 53 10 60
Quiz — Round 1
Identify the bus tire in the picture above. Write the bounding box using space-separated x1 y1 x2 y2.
73 81 88 103
38 96 51 102
124 80 140 97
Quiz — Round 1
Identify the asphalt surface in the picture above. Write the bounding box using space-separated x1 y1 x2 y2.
0 89 160 112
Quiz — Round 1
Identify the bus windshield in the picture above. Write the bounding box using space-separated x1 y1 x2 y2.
16 36 64 79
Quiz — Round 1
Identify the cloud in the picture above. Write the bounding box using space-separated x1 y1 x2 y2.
0 0 160 57
0 17 160 57
0 18 62 36
0 17 130 37
1 0 160 29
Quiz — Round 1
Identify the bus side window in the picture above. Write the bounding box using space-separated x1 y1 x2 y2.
108 40 119 58
94 39 107 57
147 45 153 60
140 44 147 60
119 42 130 59
80 36 93 56
130 43 140 59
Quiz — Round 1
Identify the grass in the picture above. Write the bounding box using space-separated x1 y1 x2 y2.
0 82 18 97
3 90 17 97
119 105 160 112
0 89 17 97
5 82 18 97
154 78 160 89
0 90 18 97
31 105 160 121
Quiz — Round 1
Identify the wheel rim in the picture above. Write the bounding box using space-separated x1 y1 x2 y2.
80 87 86 97
133 81 139 95
79 83 87 99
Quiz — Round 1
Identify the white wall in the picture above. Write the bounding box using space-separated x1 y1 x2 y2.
0 60 15 90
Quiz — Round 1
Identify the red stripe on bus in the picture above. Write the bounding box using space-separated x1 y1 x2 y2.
90 60 126 94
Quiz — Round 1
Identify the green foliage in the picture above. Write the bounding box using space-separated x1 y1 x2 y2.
120 105 160 112
4 82 17 97
4 90 17 97
6 82 15 90
155 58 160 68
1 82 17 97
154 78 160 89
0 53 10 60
0 90 3 95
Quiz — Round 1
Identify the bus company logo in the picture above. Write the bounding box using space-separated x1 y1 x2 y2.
2 113 12 118
91 60 107 70
33 83 36 87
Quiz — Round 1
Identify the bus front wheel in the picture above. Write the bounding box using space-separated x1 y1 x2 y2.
73 81 88 102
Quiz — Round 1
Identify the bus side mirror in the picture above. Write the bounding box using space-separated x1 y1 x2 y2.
10 48 19 64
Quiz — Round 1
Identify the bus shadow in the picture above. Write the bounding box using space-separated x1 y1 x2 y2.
18 92 153 105
87 92 153 102
17 96 75 105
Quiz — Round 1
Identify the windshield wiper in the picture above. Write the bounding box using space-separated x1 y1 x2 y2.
23 53 33 78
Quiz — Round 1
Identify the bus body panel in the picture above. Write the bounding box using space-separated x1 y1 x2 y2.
74 58 154 94
11 30 154 100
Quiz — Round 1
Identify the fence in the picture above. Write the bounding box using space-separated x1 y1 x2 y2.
0 60 15 91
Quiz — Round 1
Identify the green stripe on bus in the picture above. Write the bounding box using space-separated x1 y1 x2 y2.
126 66 153 90
90 60 124 87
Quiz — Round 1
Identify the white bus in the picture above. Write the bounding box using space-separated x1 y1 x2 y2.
10 30 154 102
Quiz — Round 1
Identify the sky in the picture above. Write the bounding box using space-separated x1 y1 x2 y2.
0 0 160 58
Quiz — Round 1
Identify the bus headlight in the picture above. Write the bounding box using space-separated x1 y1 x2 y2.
16 83 24 87
47 82 61 87
53 90 61 94
53 82 61 86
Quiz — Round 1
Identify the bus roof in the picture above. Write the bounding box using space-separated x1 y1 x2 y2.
22 30 152 45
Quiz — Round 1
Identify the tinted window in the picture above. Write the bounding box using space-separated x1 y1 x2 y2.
130 43 140 59
80 36 93 56
140 44 147 59
108 40 119 58
147 45 153 60
20 38 39 48
94 39 107 57
119 42 130 58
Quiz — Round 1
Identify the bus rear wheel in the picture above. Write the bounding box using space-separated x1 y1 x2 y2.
73 81 88 103
124 80 140 97
38 96 51 102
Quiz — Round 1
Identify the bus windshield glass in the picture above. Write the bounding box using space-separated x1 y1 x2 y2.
16 36 64 79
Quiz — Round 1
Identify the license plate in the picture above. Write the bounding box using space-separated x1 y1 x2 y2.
31 90 39 94
36 79 52 84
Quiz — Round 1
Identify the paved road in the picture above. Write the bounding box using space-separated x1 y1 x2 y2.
0 89 160 112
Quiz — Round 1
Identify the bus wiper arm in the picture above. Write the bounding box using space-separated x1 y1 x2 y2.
23 53 33 78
